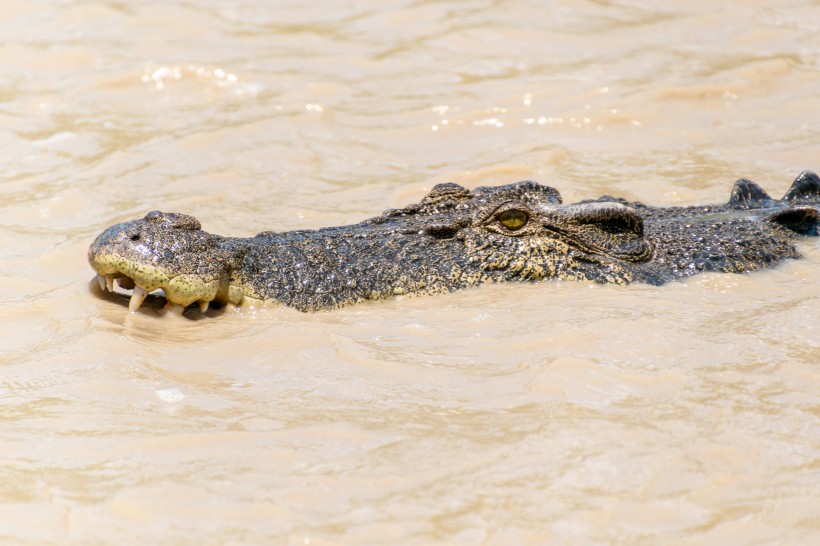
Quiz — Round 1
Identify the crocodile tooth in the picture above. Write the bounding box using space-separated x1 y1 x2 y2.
97 274 106 291
198 300 209 313
128 285 149 312
105 275 115 292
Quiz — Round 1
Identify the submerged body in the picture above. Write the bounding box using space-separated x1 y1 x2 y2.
88 172 820 312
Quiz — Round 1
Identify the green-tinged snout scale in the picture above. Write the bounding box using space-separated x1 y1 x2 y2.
89 172 820 313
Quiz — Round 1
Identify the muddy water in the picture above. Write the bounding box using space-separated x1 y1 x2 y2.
1 0 819 544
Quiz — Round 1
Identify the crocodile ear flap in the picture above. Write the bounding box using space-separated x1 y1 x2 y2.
729 179 772 208
565 203 652 261
768 207 819 236
782 170 820 201
573 203 645 237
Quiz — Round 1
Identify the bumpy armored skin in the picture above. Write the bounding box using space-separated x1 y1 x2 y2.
88 172 820 312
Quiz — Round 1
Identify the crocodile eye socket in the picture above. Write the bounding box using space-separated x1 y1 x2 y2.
496 209 529 231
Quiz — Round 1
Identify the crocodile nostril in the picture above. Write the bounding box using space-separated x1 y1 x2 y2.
130 233 141 241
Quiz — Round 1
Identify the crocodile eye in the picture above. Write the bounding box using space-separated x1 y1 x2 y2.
496 209 528 231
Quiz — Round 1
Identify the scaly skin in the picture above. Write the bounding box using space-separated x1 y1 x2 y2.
88 172 819 312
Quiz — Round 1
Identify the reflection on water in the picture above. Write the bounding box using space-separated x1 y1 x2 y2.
1 0 819 544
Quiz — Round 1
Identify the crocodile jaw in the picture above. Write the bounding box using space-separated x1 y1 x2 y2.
90 253 242 313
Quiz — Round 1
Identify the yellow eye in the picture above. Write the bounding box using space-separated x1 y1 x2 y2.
496 209 529 231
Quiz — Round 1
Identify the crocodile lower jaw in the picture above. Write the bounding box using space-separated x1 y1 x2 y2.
95 273 244 313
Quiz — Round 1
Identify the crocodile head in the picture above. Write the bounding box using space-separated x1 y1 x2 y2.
88 210 242 311
88 181 658 311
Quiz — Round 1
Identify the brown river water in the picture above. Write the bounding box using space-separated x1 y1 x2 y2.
1 1 819 544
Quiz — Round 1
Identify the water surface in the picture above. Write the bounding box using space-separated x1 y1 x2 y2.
1 1 819 544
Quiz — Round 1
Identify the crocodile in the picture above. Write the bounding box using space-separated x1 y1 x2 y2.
88 171 819 313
